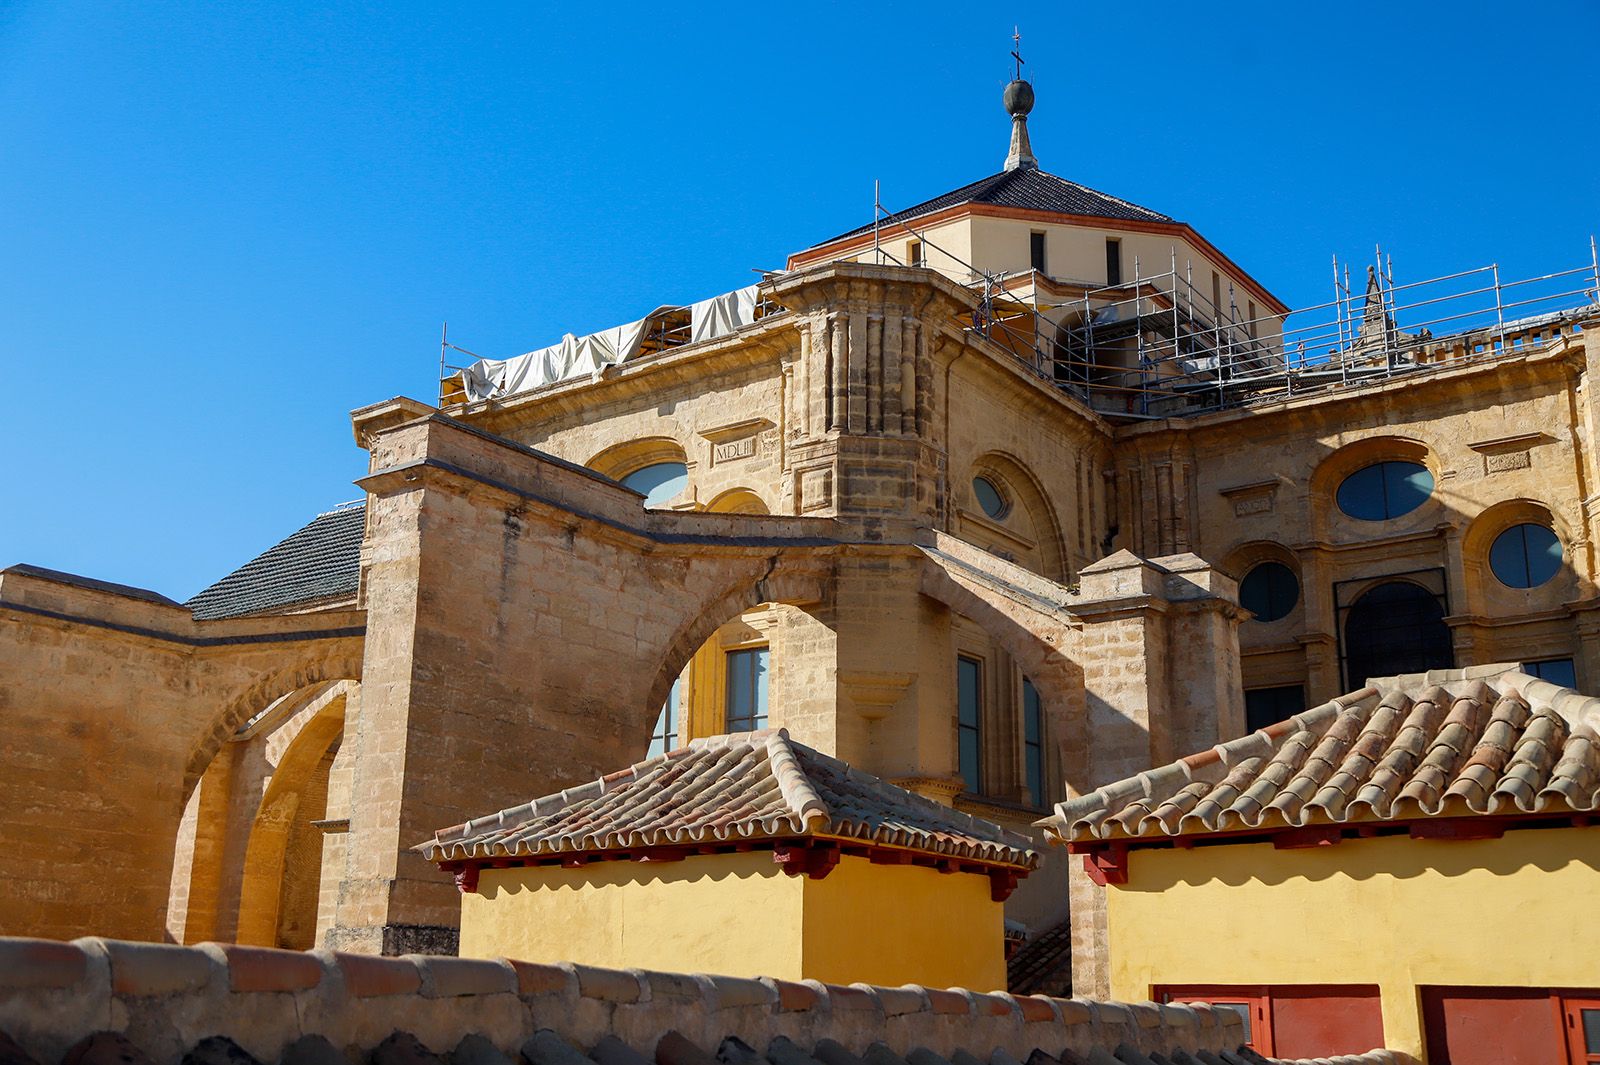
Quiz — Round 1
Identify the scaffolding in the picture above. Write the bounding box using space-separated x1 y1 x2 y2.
860 190 1600 420
972 249 1599 420
438 186 1599 418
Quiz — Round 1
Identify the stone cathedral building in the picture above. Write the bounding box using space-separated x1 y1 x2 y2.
2 74 1596 1004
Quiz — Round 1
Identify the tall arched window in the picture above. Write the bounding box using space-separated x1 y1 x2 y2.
1343 581 1453 688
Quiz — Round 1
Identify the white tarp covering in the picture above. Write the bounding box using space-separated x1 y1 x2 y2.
457 284 761 402
457 314 654 402
690 285 759 344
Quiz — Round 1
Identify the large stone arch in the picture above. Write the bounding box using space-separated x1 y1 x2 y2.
235 685 349 948
638 556 832 746
181 643 365 801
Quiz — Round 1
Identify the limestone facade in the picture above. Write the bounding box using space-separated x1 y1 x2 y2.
1 148 1595 1006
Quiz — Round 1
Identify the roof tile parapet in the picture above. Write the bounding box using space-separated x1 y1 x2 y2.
0 936 1284 1065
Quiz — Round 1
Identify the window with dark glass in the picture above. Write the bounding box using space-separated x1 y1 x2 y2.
1245 685 1306 732
1105 238 1122 286
1335 461 1433 521
957 656 982 792
621 461 688 508
648 677 681 756
1489 523 1562 588
1023 678 1044 807
908 239 924 267
973 476 1007 519
724 648 768 732
1527 657 1577 688
1030 231 1046 274
1240 562 1299 623
1343 580 1453 688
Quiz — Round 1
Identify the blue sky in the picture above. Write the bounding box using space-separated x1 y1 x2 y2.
2 1 1596 599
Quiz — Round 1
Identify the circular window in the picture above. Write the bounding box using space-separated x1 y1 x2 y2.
621 462 688 507
1489 523 1562 589
1336 461 1433 521
1239 561 1299 623
973 476 1008 519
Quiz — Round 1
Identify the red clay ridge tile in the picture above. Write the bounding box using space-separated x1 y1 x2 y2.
768 978 819 1011
0 938 89 990
1013 996 1057 1023
507 959 570 996
820 983 876 1010
210 943 322 993
921 987 970 1015
335 953 421 998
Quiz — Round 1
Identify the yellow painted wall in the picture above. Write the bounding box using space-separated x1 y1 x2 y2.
802 854 1007 991
461 851 805 977
1105 827 1600 1060
458 850 1009 990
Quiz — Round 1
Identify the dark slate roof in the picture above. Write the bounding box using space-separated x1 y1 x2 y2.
185 502 364 621
817 167 1174 247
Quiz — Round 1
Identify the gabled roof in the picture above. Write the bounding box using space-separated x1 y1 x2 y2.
1042 664 1600 846
813 167 1173 249
185 502 364 620
417 729 1038 870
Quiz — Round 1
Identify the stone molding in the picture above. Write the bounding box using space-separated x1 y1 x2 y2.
0 936 1247 1065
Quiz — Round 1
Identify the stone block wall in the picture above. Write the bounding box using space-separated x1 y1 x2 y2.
0 936 1257 1065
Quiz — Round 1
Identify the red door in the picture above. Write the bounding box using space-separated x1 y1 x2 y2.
1270 986 1386 1058
1421 988 1564 1064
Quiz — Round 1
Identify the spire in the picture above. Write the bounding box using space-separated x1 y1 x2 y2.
1003 28 1037 171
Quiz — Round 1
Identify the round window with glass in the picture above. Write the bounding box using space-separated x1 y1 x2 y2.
1336 460 1433 521
1489 522 1562 589
1239 561 1299 623
973 476 1007 519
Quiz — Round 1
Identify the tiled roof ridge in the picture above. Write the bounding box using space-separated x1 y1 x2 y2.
812 166 1174 247
1043 663 1600 844
419 730 1038 869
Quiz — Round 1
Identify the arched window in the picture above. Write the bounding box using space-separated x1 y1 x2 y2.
1336 461 1433 521
1489 523 1562 589
621 462 688 507
1240 562 1299 623
1344 581 1453 688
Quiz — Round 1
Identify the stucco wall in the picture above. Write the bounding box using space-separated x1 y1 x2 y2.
460 852 1007 993
1104 826 1600 1059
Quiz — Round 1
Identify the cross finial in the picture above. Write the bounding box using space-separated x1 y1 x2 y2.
1010 27 1024 81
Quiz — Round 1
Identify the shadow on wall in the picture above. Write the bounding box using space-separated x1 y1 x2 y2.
1128 825 1599 891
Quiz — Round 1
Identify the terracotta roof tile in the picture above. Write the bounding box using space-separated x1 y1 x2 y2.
1042 665 1600 844
417 729 1038 870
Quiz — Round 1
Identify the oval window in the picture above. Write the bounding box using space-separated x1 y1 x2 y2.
1489 523 1562 588
1336 461 1433 521
1239 561 1299 623
973 476 1007 519
621 462 688 507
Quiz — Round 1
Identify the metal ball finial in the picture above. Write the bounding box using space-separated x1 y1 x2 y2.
1003 79 1034 117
